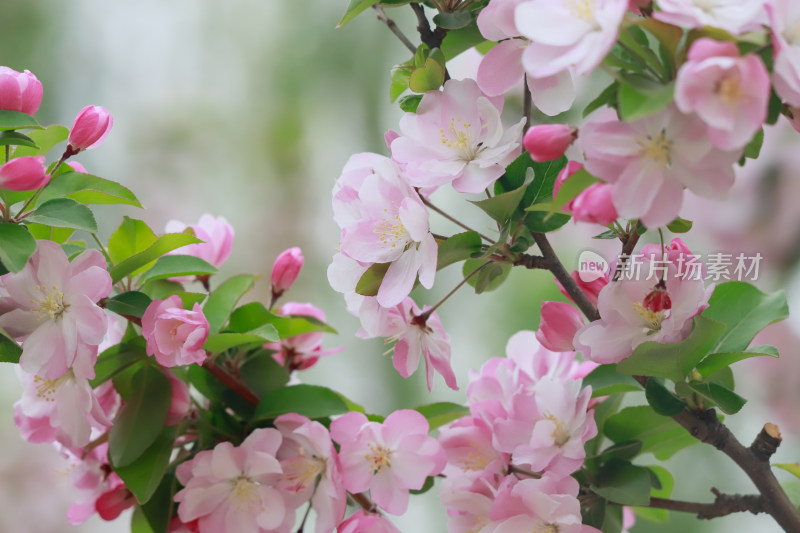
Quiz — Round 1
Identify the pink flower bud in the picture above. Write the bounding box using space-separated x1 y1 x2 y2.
0 67 43 115
552 160 583 198
164 370 191 426
523 124 576 162
557 270 608 307
142 295 209 367
271 247 304 295
0 156 48 191
68 105 113 152
567 183 618 226
536 301 585 352
95 485 135 521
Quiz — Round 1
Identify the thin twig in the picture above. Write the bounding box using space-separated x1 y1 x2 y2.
201 360 260 407
421 195 494 243
409 3 450 81
523 75 532 134
646 490 765 520
373 5 416 53
413 260 492 324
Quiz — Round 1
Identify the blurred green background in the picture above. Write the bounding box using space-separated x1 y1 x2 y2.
0 2 797 532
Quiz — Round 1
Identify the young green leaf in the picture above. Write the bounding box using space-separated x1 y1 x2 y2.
138 255 217 284
437 231 482 270
338 0 379 27
0 110 41 131
115 426 177 503
109 233 203 283
582 364 642 397
253 384 351 421
0 327 22 364
414 402 470 430
0 222 36 273
203 274 257 333
355 262 390 296
24 198 98 233
37 172 142 207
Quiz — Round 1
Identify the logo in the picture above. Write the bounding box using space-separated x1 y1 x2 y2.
577 250 610 282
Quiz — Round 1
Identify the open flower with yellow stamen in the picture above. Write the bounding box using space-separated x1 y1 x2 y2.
0 240 111 380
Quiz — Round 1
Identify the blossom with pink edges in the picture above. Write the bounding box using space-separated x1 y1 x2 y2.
266 302 342 372
164 369 191 425
438 415 508 480
574 239 713 364
0 240 111 380
390 78 524 194
142 295 209 367
55 443 123 525
675 38 770 150
357 296 458 391
0 66 42 115
332 153 437 308
654 0 766 35
68 105 113 152
536 301 585 352
0 155 49 190
768 0 800 107
522 124 576 162
274 413 346 533
166 214 234 269
516 0 628 77
580 106 740 227
330 410 446 515
175 428 290 533
440 472 503 533
337 510 400 533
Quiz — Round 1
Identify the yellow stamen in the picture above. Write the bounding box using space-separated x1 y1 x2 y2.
633 302 666 334
365 443 393 474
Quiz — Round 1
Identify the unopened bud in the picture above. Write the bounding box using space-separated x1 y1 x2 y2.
271 247 304 297
67 105 113 152
523 124 577 162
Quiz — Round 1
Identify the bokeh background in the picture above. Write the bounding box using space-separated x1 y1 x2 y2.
1 2 799 532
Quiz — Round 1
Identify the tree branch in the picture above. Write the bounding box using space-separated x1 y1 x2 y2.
644 489 765 520
612 226 641 281
410 3 448 50
201 360 260 407
373 5 416 54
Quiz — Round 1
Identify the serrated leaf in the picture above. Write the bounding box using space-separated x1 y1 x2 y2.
437 231 482 270
90 340 147 387
25 198 98 233
390 65 412 102
253 384 350 420
338 0 379 27
109 233 202 283
0 110 41 131
582 364 641 397
37 172 141 207
633 466 674 523
203 274 256 333
775 463 800 480
355 262 390 296
696 344 779 377
25 223 74 243
414 402 470 430
0 222 36 273
549 167 602 213
616 316 726 382
139 255 217 284
686 380 746 414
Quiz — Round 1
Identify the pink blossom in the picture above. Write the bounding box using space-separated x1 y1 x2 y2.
142 295 209 367
337 510 400 533
266 302 342 372
768 0 800 106
552 160 584 198
166 214 234 268
68 105 113 152
580 106 741 227
568 183 618 226
0 156 49 191
523 124 576 162
557 269 608 307
536 301 585 352
356 297 459 391
438 415 507 480
332 153 437 308
675 38 770 150
391 78 524 193
516 0 628 77
271 247 304 297
0 240 111 380
574 239 713 364
275 413 346 533
654 0 766 35
0 66 42 115
57 443 120 525
175 428 290 533
440 472 503 533
165 369 191 425
95 483 136 521
330 410 446 515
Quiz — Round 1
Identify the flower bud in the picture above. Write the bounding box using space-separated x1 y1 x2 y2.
535 301 585 352
0 156 48 191
0 67 43 115
568 183 618 226
552 160 583 198
523 124 576 162
271 247 304 297
164 370 191 426
68 105 113 152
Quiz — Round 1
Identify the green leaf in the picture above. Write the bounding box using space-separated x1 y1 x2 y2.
463 259 510 294
437 231 482 270
109 364 172 467
604 405 698 460
633 466 674 523
775 463 800 480
25 223 75 243
441 21 486 60
702 281 789 353
415 402 470 430
108 217 158 264
766 89 783 125
433 10 472 29
666 217 692 233
90 340 147 387
390 65 412 102
229 302 336 337
115 426 177 503
139 255 217 284
0 130 37 148
409 476 435 495
0 327 22 364
617 82 675 121
0 110 41 131
355 262 390 296
25 198 98 233
583 82 619 117
0 222 36 273
645 378 685 416
409 55 445 93
582 364 642 397
616 316 726 382
203 330 279 352
590 441 643 463
105 291 153 319
240 352 291 397
686 380 746 414
471 182 528 224
109 233 202 283
696 344 779 377
203 274 256 333
338 0 379 27
254 384 350 420
37 172 141 207
131 506 156 533
592 459 652 506
13 125 69 157
742 128 764 160
139 473 177 533
399 94 423 113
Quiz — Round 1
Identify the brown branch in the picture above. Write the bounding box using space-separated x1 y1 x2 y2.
350 492 378 513
645 489 765 520
410 3 448 50
201 360 260 407
612 226 641 281
523 75 532 134
373 5 416 53
514 253 548 270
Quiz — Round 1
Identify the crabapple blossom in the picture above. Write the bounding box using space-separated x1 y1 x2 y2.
95 481 136 521
0 240 111 380
265 302 342 371
536 301 585 352
274 413 346 533
654 0 766 35
580 106 741 227
438 415 508 480
574 240 713 364
523 124 576 162
164 369 191 426
675 38 770 150
141 295 209 367
0 155 49 190
166 214 235 270
767 0 800 107
56 443 122 525
516 0 628 77
390 78 524 193
569 183 618 226
337 510 401 533
174 428 290 533
332 153 436 308
270 246 303 297
440 472 504 533
330 410 446 515
68 105 113 152
0 66 42 115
